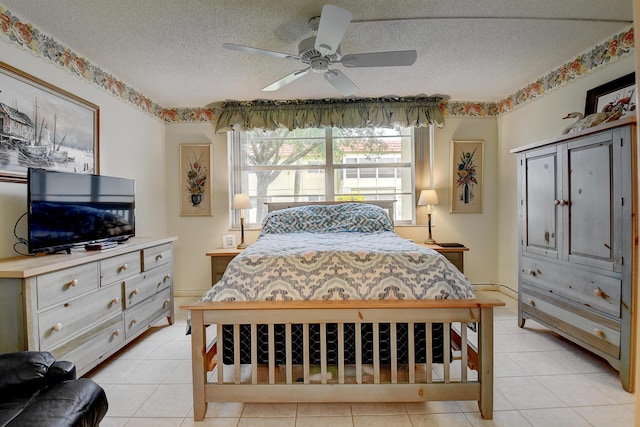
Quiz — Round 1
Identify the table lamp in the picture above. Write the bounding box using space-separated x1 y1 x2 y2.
418 189 439 244
232 193 251 249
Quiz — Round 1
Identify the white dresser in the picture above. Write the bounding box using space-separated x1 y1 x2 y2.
0 236 176 376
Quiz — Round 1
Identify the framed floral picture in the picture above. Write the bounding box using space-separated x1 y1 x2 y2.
180 143 212 216
450 140 484 213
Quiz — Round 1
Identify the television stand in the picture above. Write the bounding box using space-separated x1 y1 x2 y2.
0 236 176 376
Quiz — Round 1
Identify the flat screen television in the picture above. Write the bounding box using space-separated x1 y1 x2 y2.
27 168 135 254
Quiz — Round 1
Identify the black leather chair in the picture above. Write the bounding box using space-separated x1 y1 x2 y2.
0 351 108 427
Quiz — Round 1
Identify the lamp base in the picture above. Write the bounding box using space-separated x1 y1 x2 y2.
424 238 436 245
237 242 247 249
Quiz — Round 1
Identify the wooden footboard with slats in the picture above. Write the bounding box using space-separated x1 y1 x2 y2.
183 298 504 421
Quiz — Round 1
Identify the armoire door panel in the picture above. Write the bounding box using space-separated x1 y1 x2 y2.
524 148 560 258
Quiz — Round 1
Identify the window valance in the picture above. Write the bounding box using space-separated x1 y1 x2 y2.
214 95 446 133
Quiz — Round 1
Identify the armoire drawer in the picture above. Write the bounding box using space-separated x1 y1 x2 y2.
520 286 620 358
100 251 141 286
36 263 99 310
143 243 173 271
124 287 172 338
123 264 172 308
38 283 122 350
520 257 621 317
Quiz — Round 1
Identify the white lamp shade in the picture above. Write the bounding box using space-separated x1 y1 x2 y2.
232 193 251 209
418 189 439 206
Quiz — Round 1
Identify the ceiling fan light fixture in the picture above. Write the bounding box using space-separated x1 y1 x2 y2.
311 58 329 73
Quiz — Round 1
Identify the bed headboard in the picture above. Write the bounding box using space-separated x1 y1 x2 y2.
264 200 396 225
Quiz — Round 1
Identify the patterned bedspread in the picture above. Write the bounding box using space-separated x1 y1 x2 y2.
200 204 474 302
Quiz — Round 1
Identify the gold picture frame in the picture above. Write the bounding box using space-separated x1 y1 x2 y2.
180 143 213 216
0 61 99 183
450 140 484 213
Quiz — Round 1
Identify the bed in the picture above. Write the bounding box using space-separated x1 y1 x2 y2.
183 202 503 420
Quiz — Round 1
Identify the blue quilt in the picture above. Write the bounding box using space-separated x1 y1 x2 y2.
200 203 474 302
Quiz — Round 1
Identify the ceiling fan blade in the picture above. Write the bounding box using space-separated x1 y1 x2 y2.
324 69 359 96
263 68 310 91
315 5 352 56
223 43 299 61
340 50 418 68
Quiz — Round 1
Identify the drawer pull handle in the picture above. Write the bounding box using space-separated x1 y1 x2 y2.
554 199 569 206
119 263 128 272
527 269 536 277
528 299 535 307
594 328 606 338
131 288 139 296
164 274 171 281
156 253 164 260
111 297 120 304
163 298 170 306
68 279 79 287
113 329 121 337
594 288 608 298
131 318 138 325
52 323 63 332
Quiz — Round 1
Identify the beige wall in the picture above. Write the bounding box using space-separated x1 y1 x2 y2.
0 41 167 260
496 55 636 292
165 123 227 296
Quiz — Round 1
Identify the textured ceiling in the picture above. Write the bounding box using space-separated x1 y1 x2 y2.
1 0 633 107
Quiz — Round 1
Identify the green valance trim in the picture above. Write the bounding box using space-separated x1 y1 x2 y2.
214 96 447 133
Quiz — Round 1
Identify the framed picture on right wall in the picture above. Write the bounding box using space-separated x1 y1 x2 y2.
450 139 484 213
585 72 636 117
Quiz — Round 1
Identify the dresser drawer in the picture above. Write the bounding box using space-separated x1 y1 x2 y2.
143 243 173 271
50 314 124 374
100 251 141 286
123 264 172 308
520 286 620 358
520 257 621 317
38 283 123 350
124 288 172 338
36 263 99 310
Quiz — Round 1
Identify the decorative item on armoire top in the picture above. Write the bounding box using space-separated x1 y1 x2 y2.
232 193 252 249
450 140 483 213
180 143 213 216
561 108 624 134
417 189 439 244
0 61 99 183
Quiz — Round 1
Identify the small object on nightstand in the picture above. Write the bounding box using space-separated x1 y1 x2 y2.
437 242 464 248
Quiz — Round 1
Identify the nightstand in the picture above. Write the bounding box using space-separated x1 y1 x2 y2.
416 243 468 273
206 248 243 285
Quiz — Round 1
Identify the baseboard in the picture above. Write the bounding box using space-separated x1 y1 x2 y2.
174 289 210 298
472 283 518 300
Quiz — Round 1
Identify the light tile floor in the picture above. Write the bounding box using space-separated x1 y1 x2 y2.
86 291 635 426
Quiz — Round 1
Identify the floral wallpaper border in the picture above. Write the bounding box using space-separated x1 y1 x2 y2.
0 5 634 122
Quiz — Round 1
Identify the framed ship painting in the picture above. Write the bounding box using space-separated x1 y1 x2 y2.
450 139 484 213
0 61 99 183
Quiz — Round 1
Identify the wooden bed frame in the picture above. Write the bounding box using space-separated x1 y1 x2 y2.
183 201 504 420
184 298 504 420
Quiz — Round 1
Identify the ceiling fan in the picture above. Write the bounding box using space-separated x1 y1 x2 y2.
223 4 417 97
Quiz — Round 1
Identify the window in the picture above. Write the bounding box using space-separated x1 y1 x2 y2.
229 126 425 226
